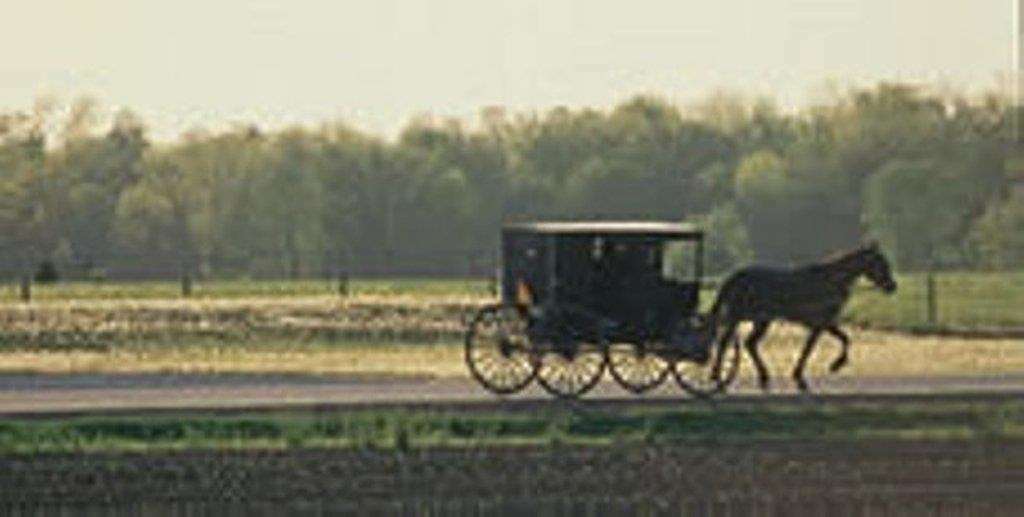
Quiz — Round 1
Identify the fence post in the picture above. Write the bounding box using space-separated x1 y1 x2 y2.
19 276 31 303
338 270 349 297
181 272 192 298
926 272 937 328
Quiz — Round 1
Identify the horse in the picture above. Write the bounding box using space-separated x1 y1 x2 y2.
706 242 897 392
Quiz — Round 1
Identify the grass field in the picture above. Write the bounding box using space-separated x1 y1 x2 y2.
6 431 1024 512
2 272 1021 333
0 341 466 378
0 325 1020 381
0 273 1020 383
845 271 1024 332
3 400 1024 453
0 295 479 350
1 276 1019 510
0 278 492 301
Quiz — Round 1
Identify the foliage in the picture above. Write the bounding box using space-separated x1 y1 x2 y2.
701 203 753 274
864 148 1005 270
968 193 1024 270
0 83 1018 278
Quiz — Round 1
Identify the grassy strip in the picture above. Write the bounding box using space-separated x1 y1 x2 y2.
0 278 492 302
845 272 1024 331
4 272 1023 332
2 327 1023 378
0 341 465 377
3 401 1024 454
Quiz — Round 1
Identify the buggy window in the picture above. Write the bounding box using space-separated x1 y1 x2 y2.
662 240 700 282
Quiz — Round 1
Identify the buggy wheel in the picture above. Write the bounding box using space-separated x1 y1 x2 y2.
671 332 741 398
607 342 670 394
465 304 537 395
535 339 608 399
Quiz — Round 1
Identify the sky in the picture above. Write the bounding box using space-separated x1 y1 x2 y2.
1 0 1016 141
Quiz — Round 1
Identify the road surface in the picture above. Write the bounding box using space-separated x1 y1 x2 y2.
2 372 1024 417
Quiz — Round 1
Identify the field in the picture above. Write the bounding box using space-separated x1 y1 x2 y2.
845 271 1024 333
3 399 1024 453
1 276 1022 510
3 402 1024 512
2 271 1022 334
0 278 492 302
0 283 1020 381
0 329 1022 383
5 442 1024 514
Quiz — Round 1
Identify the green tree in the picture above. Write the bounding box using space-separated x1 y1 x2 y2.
968 193 1024 270
864 151 1004 269
701 203 753 275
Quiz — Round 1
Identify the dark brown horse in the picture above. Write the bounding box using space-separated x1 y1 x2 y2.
707 242 897 392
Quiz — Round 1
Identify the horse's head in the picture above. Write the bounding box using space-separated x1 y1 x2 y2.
858 241 897 294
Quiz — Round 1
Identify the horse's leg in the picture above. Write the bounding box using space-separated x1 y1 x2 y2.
709 320 739 382
792 327 823 392
743 320 772 392
826 325 851 373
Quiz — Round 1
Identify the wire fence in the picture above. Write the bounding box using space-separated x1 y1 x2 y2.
0 249 502 282
842 271 1024 334
1 256 1022 334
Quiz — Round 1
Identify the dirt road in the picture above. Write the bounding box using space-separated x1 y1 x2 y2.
3 372 1024 417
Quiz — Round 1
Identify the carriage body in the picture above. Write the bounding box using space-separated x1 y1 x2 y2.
464 221 741 399
500 221 704 344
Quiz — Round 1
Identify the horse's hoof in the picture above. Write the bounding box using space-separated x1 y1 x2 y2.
829 358 847 374
794 378 809 392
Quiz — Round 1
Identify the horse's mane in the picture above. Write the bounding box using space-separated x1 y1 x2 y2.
805 243 873 272
820 245 867 265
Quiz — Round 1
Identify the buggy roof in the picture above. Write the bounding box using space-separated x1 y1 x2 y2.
503 221 702 239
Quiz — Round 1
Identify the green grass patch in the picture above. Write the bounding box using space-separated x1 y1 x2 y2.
0 278 491 302
845 272 1024 331
711 271 1024 332
4 272 1023 332
4 401 1024 454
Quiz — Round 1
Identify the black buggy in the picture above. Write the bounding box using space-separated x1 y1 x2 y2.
465 221 741 399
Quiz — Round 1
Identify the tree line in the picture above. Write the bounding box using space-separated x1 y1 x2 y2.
1 83 1022 280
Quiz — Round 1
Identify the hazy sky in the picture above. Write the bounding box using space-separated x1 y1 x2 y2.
2 0 1015 141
